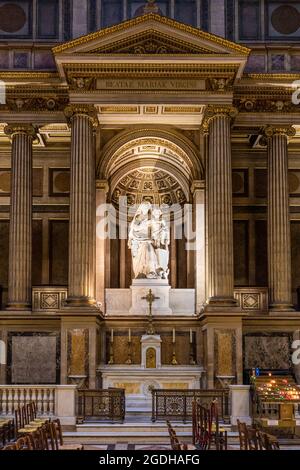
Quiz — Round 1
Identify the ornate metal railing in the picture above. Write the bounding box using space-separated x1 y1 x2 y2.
77 389 125 423
151 389 230 423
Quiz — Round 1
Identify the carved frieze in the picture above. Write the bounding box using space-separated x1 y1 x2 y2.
0 94 69 112
234 97 300 113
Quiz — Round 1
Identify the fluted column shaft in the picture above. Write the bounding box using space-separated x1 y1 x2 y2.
206 107 237 305
266 126 295 310
5 124 35 309
65 106 97 306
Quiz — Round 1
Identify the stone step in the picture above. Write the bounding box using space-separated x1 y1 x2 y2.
64 422 235 445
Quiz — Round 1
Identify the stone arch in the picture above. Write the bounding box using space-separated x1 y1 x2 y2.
97 127 204 184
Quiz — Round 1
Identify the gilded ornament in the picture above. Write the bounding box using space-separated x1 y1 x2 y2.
64 104 99 127
263 126 296 138
4 124 36 138
203 105 238 127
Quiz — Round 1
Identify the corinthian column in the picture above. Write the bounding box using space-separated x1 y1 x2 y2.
205 106 237 306
64 105 98 307
4 124 36 310
265 126 295 311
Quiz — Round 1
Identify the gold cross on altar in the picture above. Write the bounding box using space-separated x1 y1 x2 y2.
142 289 160 335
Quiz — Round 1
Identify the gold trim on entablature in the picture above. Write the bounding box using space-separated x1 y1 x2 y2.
53 13 250 56
64 63 239 77
263 126 296 138
245 73 300 81
0 72 59 80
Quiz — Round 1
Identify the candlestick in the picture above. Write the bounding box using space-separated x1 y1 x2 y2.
171 343 178 365
108 341 114 365
190 329 193 344
111 329 114 343
128 328 131 343
126 339 132 365
172 328 175 344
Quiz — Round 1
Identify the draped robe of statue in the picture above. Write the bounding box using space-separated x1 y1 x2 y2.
128 203 169 280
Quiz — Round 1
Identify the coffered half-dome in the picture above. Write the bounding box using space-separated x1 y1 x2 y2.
112 167 186 208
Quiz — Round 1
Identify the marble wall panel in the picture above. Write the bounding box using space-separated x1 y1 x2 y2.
0 220 9 299
7 332 60 384
214 329 236 376
67 329 89 376
32 219 43 286
255 220 268 287
49 169 70 196
0 168 43 197
291 222 300 306
49 220 69 285
244 333 292 370
233 220 249 286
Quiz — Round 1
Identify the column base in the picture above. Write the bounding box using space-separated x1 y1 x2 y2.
207 296 238 307
64 296 98 309
6 302 31 311
269 303 295 312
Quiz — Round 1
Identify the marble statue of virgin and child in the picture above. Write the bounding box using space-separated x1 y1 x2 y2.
128 202 170 280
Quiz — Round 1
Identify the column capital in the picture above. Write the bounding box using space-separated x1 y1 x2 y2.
64 104 99 127
202 105 238 129
191 180 205 194
96 179 109 193
263 125 296 138
4 123 36 139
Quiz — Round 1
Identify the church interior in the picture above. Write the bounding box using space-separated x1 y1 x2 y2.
1 0 300 452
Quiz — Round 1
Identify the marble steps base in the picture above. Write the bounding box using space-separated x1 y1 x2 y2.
64 422 234 445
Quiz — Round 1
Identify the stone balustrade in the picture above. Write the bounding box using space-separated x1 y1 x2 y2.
0 385 77 425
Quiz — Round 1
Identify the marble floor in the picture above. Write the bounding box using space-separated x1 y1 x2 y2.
81 442 300 451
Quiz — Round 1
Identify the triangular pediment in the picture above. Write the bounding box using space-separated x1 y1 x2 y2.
53 13 250 57
88 30 217 55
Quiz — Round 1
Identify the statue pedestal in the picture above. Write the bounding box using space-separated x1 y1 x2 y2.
129 279 172 315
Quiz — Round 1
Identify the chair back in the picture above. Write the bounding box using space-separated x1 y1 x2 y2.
15 436 32 451
237 419 249 450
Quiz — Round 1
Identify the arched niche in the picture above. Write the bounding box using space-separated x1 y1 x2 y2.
97 128 203 291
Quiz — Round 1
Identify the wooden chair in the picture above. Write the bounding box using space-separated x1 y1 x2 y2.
166 420 195 451
258 431 280 450
246 426 261 450
237 419 249 450
15 436 33 451
0 419 15 446
26 426 49 451
50 420 84 450
193 401 212 450
210 400 227 451
2 443 17 450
